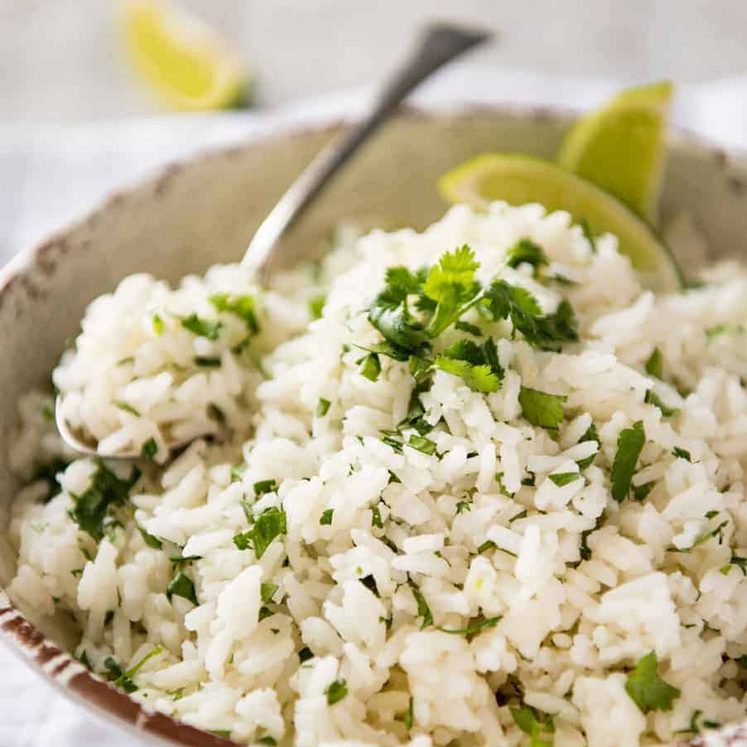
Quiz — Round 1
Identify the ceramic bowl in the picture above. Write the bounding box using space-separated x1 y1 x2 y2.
1 105 746 746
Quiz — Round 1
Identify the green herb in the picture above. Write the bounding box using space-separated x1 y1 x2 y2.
137 525 162 550
611 421 645 502
705 324 742 341
256 737 277 746
299 647 313 663
254 479 278 497
411 586 433 628
407 434 437 456
41 404 55 422
402 696 414 730
579 529 593 561
548 472 580 487
645 389 680 417
358 352 381 382
210 293 259 334
625 651 680 713
519 387 567 430
721 554 747 576
308 294 326 320
645 348 663 379
33 457 69 503
104 646 162 694
230 463 246 483
579 218 597 253
438 616 500 637
140 437 158 461
233 506 287 559
482 280 578 351
326 679 348 705
360 574 379 597
70 462 141 540
193 356 221 367
454 320 482 336
167 571 197 605
505 238 548 270
371 506 384 528
673 446 692 462
181 313 222 340
115 400 140 417
632 482 655 501
477 539 497 554
510 705 555 747
78 649 91 669
320 508 334 525
152 313 164 336
434 338 503 393
576 423 599 470
260 582 278 604
316 398 331 417
456 499 472 514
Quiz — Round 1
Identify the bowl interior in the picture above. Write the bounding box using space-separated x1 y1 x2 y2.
1 105 746 745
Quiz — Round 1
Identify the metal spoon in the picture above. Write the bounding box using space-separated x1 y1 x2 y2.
56 21 493 460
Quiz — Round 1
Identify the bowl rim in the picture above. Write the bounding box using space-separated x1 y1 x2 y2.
1 100 746 747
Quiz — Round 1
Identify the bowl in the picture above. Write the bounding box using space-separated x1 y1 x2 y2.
0 104 746 746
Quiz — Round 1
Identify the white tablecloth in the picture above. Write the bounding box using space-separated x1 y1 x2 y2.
2 64 747 745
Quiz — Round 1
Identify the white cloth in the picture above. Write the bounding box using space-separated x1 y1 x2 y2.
2 64 747 745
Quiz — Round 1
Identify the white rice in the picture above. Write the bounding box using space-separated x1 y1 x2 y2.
7 202 747 746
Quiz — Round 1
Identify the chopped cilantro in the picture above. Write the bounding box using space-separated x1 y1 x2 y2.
115 400 140 417
434 338 503 393
456 499 472 514
625 652 680 713
402 696 414 730
140 437 158 461
316 398 331 417
105 645 162 694
308 293 326 320
358 352 381 381
632 482 655 501
673 446 692 462
233 506 287 559
645 389 680 417
407 434 437 456
548 472 580 487
70 462 140 540
326 679 348 705
181 313 222 340
260 582 278 604
509 509 527 524
505 238 548 270
371 506 384 528
256 737 277 746
705 324 742 341
193 356 221 367
137 525 162 549
230 463 247 483
320 508 334 525
611 421 645 502
519 387 567 430
579 529 593 561
254 479 278 497
299 647 313 663
645 348 663 379
411 586 433 628
360 574 379 597
438 616 500 637
210 293 259 334
576 423 599 470
33 457 69 503
510 705 555 747
167 571 197 605
477 539 497 554
454 320 482 336
721 554 747 576
152 313 164 336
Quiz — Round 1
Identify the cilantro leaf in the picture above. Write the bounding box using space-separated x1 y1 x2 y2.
673 446 692 462
548 472 580 487
407 434 437 455
437 616 501 637
645 348 663 379
140 437 158 461
358 352 381 381
625 652 680 713
316 398 331 417
210 293 259 334
320 508 334 525
152 313 164 336
576 423 599 470
260 582 278 604
70 462 141 540
166 571 197 606
308 293 326 320
253 479 277 497
181 313 222 340
434 338 503 393
519 387 567 430
505 238 548 270
645 389 680 417
611 421 646 502
510 705 555 747
326 679 348 705
137 525 162 549
233 506 287 559
411 586 433 628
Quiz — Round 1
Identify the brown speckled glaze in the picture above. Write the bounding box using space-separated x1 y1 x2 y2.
0 105 746 746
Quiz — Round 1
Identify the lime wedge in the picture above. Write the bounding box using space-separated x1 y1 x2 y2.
120 0 250 112
557 81 672 223
438 153 681 292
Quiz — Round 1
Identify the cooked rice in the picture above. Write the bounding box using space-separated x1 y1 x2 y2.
7 203 747 746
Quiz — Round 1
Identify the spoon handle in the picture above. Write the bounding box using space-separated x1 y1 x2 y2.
241 22 493 276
